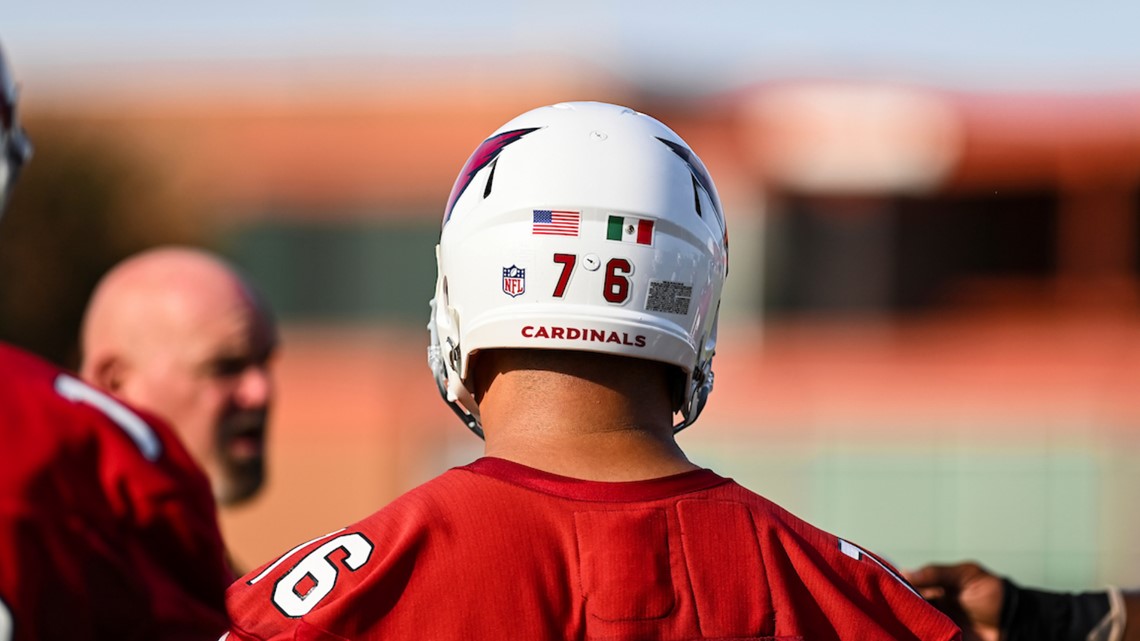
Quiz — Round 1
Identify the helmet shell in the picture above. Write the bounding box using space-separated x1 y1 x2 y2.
429 102 727 435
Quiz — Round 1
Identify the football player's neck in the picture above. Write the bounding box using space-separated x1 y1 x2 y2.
474 350 698 481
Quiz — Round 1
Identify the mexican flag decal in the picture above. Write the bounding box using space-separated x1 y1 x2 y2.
606 215 654 246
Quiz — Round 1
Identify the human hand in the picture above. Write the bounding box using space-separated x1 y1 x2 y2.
904 561 1005 641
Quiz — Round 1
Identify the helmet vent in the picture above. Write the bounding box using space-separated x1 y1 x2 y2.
691 175 703 219
482 158 498 199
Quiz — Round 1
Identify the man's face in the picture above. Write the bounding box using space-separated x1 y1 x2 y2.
125 289 277 506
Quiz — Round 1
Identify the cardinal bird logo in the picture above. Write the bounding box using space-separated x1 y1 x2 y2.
443 127 540 225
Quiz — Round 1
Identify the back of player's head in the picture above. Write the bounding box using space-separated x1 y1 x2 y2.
0 42 32 214
429 101 728 438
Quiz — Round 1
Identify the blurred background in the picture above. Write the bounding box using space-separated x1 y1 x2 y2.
4 1 1140 585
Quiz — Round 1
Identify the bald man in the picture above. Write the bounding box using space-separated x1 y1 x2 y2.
81 246 278 507
2 45 230 637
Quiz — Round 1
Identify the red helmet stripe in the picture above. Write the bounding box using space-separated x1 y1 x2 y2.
443 127 539 225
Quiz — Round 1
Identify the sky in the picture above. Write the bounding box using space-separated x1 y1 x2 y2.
4 0 1140 95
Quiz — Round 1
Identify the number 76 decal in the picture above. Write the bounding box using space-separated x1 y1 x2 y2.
552 253 632 304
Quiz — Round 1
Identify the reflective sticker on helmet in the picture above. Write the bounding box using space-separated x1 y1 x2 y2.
502 265 526 298
603 258 633 304
606 215 654 245
646 280 693 315
532 209 580 237
552 253 576 298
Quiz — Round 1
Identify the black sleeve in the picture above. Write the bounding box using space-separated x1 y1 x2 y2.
1001 578 1111 641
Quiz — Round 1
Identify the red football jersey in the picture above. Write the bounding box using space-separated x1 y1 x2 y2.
226 457 960 641
0 343 231 640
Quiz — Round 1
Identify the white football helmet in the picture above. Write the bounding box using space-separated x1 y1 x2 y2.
0 43 32 214
429 101 728 437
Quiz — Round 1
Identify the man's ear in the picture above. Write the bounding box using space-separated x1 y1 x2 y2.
84 354 127 394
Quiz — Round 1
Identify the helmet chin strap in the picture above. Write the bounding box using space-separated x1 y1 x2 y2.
427 342 485 439
674 362 713 433
428 296 486 439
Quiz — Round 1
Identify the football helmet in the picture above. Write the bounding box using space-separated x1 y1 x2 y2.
0 42 32 213
429 101 728 437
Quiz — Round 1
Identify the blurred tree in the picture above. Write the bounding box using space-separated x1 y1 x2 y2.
0 120 205 368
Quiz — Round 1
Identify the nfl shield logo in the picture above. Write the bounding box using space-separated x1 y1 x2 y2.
502 265 525 297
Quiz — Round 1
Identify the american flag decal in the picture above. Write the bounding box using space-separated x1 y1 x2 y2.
532 210 580 237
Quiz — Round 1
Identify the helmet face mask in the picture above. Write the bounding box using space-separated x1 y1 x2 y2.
0 44 32 214
428 101 728 437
